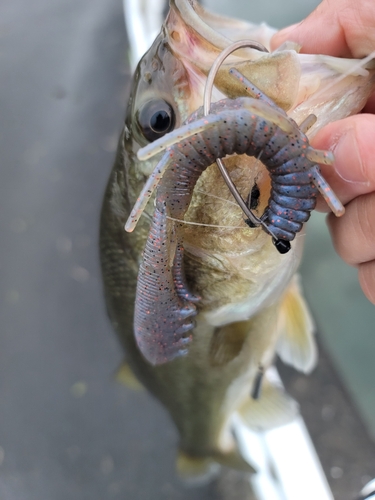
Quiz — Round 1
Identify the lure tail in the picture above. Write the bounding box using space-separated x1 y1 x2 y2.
134 201 197 365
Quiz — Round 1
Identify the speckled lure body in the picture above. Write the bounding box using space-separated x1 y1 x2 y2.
156 97 324 242
132 93 343 365
134 202 199 364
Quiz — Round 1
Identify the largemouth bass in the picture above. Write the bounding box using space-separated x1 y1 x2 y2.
100 0 375 477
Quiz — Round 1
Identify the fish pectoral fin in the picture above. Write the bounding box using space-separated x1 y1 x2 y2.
209 321 249 367
276 274 317 374
115 361 144 391
239 376 299 431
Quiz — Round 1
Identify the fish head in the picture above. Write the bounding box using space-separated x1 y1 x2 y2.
126 6 309 325
125 1 307 314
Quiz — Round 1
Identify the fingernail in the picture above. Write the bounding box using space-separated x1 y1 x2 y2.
331 131 369 185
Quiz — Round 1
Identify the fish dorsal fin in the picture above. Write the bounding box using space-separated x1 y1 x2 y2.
276 275 317 374
115 361 144 391
239 373 298 431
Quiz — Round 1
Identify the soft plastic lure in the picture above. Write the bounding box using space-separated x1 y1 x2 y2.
126 40 345 365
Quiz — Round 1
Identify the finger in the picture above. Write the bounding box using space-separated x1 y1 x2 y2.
271 0 375 58
358 260 375 305
326 192 375 266
310 114 375 211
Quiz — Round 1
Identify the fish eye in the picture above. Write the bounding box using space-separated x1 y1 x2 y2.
136 99 175 142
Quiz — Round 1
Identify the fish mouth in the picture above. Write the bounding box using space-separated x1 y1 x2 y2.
166 0 375 131
164 0 302 114
169 0 276 53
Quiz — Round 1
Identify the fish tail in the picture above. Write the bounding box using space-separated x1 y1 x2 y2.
176 452 220 484
176 447 255 483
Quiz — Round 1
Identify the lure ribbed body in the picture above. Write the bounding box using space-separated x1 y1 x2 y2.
134 94 340 364
157 96 320 242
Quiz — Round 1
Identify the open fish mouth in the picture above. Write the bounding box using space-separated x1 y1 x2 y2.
164 0 375 127
125 39 345 366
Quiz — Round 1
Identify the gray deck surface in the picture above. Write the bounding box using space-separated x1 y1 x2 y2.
1 1 375 499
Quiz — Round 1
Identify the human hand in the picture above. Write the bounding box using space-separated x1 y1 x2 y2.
271 0 375 305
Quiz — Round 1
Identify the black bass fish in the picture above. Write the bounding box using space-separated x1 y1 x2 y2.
100 0 375 477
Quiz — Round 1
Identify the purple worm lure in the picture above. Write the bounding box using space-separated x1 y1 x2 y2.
126 40 345 365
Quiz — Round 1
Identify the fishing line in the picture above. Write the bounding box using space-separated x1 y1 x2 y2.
166 215 247 230
193 188 242 207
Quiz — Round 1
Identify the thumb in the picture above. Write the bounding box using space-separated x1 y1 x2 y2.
271 0 375 58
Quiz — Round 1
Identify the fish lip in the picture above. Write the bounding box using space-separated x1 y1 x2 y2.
170 0 276 53
170 0 233 51
167 0 276 68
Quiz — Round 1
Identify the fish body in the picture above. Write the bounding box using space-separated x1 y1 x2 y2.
100 0 375 476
